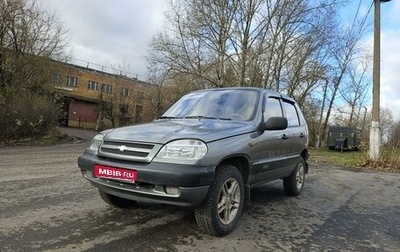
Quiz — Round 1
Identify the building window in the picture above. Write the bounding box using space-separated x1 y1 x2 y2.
67 76 78 87
88 81 99 91
121 88 129 97
52 73 61 84
136 91 144 103
102 84 113 94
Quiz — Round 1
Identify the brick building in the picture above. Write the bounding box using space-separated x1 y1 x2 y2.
50 61 155 130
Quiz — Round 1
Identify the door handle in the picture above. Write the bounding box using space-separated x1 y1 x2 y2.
282 134 289 140
300 133 305 138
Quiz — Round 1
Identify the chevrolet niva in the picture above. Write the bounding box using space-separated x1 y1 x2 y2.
78 87 309 236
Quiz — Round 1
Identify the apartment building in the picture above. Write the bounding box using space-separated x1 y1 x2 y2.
51 61 155 130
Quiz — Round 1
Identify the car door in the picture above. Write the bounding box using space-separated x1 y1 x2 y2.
280 98 307 168
249 94 289 185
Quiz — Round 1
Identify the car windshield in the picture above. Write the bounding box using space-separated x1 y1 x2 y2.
161 89 259 121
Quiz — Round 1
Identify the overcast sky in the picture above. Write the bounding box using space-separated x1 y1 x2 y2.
380 0 400 118
45 0 400 118
45 0 168 79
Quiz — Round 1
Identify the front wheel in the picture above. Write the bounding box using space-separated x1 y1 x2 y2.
283 159 306 196
98 189 137 208
195 164 244 236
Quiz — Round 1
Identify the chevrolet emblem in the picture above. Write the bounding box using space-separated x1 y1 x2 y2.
117 145 129 152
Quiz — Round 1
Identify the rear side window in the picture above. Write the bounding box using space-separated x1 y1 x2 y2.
282 101 300 126
264 97 283 120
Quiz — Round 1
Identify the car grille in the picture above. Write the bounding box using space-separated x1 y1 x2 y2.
98 140 162 163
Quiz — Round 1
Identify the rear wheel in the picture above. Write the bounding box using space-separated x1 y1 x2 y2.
195 164 244 236
98 189 137 208
283 159 306 196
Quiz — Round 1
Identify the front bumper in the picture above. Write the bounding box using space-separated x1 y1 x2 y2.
78 153 215 207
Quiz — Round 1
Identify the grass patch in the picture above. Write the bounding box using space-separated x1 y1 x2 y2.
310 146 400 173
309 148 362 167
358 146 400 173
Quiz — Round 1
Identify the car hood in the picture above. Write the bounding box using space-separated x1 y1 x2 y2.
103 119 256 144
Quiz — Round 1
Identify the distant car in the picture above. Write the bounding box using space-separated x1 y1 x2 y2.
78 87 309 236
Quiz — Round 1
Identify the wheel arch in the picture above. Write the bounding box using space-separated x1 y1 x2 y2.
216 155 251 185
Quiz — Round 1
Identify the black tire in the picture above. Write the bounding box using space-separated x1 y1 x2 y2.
283 158 306 196
98 189 137 208
195 165 244 236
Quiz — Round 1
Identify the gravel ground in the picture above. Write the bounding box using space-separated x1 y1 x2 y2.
0 143 399 252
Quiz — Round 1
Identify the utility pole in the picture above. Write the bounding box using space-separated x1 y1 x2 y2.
370 0 390 160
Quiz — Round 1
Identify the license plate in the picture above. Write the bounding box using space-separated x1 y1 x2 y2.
94 164 137 182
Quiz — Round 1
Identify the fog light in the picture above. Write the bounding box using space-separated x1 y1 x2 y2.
165 186 181 196
153 185 164 193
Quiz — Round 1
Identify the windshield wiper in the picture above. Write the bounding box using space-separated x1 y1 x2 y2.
158 116 184 119
184 116 231 120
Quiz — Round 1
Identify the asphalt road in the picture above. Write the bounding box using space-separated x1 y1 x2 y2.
0 142 399 252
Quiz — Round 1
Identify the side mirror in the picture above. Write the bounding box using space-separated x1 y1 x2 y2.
264 117 288 130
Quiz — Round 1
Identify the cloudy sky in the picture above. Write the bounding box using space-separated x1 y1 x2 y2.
45 0 168 79
44 0 399 118
380 0 400 118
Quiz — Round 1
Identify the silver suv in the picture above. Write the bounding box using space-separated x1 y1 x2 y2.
78 87 309 236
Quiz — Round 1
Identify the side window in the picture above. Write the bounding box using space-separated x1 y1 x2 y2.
264 97 283 121
282 101 300 126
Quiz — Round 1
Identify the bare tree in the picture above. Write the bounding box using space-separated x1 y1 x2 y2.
0 0 68 141
146 0 376 150
147 0 230 89
318 0 370 146
379 107 394 143
388 120 400 147
228 0 266 86
148 0 342 91
339 54 371 126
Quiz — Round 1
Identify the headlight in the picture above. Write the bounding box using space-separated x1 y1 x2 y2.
87 134 104 153
156 139 207 160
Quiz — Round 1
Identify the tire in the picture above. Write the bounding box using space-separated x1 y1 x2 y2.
195 165 244 236
98 189 137 208
283 158 306 196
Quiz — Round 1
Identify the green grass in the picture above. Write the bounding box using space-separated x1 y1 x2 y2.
309 148 362 167
310 146 400 173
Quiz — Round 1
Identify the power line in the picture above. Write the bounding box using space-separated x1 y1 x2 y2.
359 0 374 29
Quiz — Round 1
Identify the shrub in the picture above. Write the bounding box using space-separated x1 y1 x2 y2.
357 145 400 172
0 90 60 142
